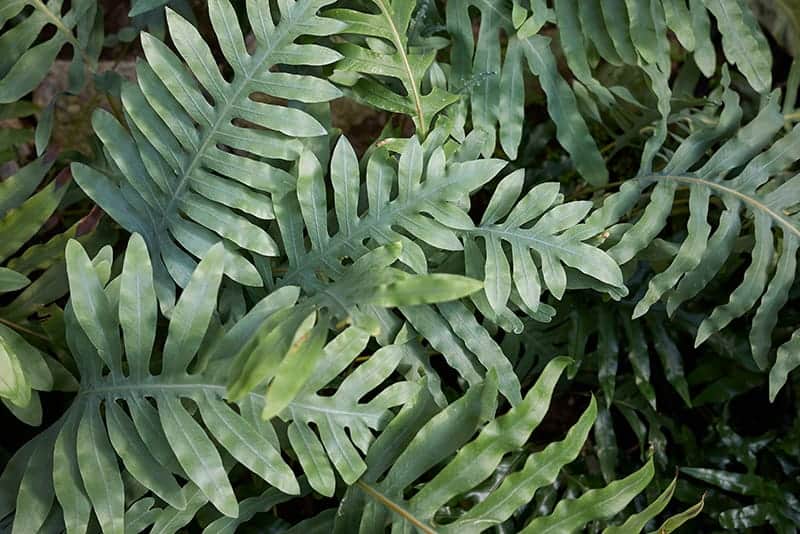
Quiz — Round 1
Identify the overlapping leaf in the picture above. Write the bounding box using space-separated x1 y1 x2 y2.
273 134 520 403
271 132 629 404
323 357 700 533
445 0 772 183
0 235 471 529
0 150 100 425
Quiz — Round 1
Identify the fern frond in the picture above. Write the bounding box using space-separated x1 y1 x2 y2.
467 169 626 320
325 357 692 533
72 0 344 302
0 235 443 528
585 82 800 400
0 0 100 103
269 134 522 402
327 0 459 136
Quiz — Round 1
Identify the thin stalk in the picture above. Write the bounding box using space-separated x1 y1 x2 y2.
0 317 50 342
356 480 438 534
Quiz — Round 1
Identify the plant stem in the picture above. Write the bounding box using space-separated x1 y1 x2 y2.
356 480 438 534
0 318 50 342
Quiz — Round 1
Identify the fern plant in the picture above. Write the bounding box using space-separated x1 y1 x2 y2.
1 0 799 532
0 234 489 530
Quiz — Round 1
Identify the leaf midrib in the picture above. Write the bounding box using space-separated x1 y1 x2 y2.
373 0 427 135
159 2 315 226
280 175 467 287
648 174 800 239
79 377 382 422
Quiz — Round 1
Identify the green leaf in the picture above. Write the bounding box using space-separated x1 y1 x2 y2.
162 243 225 374
0 327 30 407
261 315 328 420
522 457 655 533
589 90 800 396
119 233 158 379
66 239 122 374
198 392 299 495
0 177 69 264
11 430 57 534
603 477 677 534
158 395 238 517
0 154 54 215
650 494 705 533
444 396 598 532
770 330 800 401
521 35 608 186
74 0 344 293
0 268 30 293
470 176 625 312
77 403 126 534
367 273 483 306
105 400 186 510
52 410 91 534
411 357 573 520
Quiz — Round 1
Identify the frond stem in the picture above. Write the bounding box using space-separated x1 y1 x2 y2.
0 317 50 342
356 480 438 534
30 0 94 70
650 174 800 239
374 0 427 137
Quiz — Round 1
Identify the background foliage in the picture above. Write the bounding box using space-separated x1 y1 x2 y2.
0 0 798 532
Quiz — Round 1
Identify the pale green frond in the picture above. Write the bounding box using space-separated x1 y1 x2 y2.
72 0 345 297
467 169 626 317
327 0 459 136
585 84 800 398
